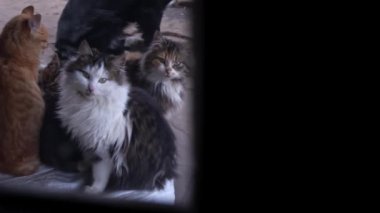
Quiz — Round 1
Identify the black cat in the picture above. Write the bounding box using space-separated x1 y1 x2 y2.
55 0 171 60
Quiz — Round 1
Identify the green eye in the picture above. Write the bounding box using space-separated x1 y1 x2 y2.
79 70 90 79
98 78 108 83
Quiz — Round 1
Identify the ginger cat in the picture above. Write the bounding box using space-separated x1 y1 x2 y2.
0 5 48 176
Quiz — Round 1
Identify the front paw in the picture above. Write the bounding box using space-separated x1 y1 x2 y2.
84 185 102 194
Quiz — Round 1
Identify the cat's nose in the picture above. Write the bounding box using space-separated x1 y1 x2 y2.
88 85 94 93
166 70 174 77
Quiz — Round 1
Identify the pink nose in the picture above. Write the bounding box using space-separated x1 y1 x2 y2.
88 85 94 93
166 70 173 77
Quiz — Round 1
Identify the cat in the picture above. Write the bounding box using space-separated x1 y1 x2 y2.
0 5 48 176
39 23 144 173
55 0 172 61
55 40 176 193
127 32 189 117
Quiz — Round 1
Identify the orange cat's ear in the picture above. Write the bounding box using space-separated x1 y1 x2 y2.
28 14 41 32
78 40 93 55
22 5 34 16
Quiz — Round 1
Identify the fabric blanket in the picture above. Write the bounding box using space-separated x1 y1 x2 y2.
0 165 175 204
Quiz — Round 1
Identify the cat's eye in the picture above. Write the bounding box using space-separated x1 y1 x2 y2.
98 78 108 84
173 62 184 69
155 57 166 64
79 70 90 79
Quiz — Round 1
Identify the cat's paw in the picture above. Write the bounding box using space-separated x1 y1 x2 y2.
84 185 102 194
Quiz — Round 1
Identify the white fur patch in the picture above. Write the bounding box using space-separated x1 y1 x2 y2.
157 80 184 110
124 34 144 48
123 22 139 35
85 150 113 194
57 69 130 173
123 22 143 48
126 111 133 149
168 0 177 7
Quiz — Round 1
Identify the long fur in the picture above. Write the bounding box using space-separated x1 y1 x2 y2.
57 57 129 176
42 41 177 192
53 41 131 193
127 33 187 117
108 87 177 190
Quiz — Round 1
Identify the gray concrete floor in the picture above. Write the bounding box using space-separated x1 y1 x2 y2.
0 0 194 207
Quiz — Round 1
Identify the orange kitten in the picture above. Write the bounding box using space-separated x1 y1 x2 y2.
0 6 47 176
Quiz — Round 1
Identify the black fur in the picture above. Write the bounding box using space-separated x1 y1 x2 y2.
55 0 171 60
108 87 177 190
39 94 83 172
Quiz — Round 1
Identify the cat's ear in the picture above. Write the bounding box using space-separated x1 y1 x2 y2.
111 53 127 67
78 40 93 56
151 31 163 49
22 5 34 16
28 14 41 32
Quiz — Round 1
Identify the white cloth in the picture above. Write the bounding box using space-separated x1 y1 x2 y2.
0 165 175 205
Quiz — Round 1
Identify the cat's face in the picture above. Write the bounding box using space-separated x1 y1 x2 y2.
141 34 187 83
63 41 127 98
65 61 113 97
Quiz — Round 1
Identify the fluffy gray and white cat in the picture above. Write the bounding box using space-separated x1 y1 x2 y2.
56 40 176 193
57 41 129 193
127 32 189 118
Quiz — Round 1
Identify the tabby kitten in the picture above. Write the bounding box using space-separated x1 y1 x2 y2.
57 41 176 193
0 6 48 176
128 32 189 117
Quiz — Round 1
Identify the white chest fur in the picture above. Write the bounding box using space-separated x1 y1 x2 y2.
57 74 129 151
160 80 184 109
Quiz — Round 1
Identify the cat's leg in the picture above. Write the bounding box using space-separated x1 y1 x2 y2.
84 149 113 194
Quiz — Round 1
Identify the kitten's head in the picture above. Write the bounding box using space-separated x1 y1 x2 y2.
62 40 127 98
0 6 48 54
140 32 188 83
